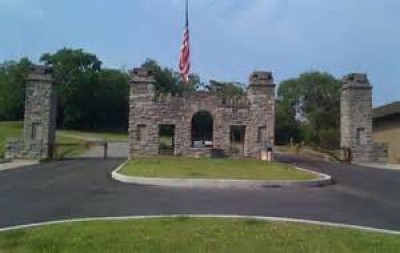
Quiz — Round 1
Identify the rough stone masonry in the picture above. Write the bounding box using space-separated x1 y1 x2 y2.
129 68 276 158
340 73 387 163
5 65 57 160
3 65 389 164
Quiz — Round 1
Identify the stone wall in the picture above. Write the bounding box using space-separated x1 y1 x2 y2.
340 73 387 163
4 139 23 160
5 65 57 160
129 68 276 159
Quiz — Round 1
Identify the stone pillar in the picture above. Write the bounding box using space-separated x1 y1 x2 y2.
213 110 230 153
174 122 186 156
5 65 56 160
340 73 386 163
246 71 276 158
128 68 158 158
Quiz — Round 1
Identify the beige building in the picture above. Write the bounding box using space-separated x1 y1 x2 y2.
373 102 400 164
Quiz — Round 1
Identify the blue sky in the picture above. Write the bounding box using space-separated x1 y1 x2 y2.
0 0 399 106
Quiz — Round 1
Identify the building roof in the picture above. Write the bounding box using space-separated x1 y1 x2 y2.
373 101 400 119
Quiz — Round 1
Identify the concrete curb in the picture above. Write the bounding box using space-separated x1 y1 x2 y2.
0 215 399 235
0 160 39 172
356 162 400 171
111 160 333 189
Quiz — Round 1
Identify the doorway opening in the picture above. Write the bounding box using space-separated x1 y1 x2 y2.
230 125 246 157
159 125 176 156
191 111 213 148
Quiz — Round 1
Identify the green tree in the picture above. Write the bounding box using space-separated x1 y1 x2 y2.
95 69 129 130
205 80 245 97
0 58 31 120
40 48 103 129
40 48 130 130
140 59 200 94
275 99 300 145
277 72 341 149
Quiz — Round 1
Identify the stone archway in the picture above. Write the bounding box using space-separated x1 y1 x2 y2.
191 111 213 148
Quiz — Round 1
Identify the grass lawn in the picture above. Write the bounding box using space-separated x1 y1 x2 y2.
54 135 88 159
0 122 23 158
276 145 341 162
0 218 399 253
0 122 88 159
120 157 317 180
58 130 128 142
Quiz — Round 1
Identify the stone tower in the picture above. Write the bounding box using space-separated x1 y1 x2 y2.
246 71 276 156
341 73 373 149
340 73 387 163
128 68 158 157
5 65 57 160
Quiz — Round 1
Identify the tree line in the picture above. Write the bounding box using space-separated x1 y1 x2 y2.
0 48 341 149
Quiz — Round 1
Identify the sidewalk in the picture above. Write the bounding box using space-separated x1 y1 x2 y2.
358 162 400 171
0 160 39 172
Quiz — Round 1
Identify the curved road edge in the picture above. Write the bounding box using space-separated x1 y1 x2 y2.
111 160 333 189
0 215 399 235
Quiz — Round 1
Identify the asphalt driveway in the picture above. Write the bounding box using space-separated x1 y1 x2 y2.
0 155 399 231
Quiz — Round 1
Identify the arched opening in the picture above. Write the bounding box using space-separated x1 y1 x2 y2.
191 111 213 148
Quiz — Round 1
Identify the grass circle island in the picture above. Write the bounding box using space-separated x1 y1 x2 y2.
118 157 317 181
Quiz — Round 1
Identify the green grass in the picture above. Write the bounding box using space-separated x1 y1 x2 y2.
54 135 88 159
0 218 399 253
58 130 128 142
120 157 316 180
276 145 341 162
0 121 88 159
0 122 23 158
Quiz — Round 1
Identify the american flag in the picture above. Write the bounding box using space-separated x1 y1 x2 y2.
179 0 190 84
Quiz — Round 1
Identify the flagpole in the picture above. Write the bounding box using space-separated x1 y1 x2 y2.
185 0 189 27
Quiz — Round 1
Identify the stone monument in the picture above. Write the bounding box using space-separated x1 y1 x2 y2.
129 68 276 158
5 65 57 160
340 73 387 163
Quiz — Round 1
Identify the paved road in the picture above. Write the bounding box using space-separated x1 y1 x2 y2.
0 155 399 231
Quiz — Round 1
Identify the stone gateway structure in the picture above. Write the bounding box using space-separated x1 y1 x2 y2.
3 65 391 164
340 73 387 163
129 68 276 158
5 65 57 160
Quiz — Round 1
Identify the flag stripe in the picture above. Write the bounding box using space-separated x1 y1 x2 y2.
179 1 190 84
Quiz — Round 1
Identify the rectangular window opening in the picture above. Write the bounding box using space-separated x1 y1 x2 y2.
31 123 41 140
230 125 246 156
137 125 147 142
159 125 176 156
356 128 365 145
257 126 267 144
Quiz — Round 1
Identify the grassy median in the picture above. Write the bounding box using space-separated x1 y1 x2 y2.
120 157 317 180
0 218 399 253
